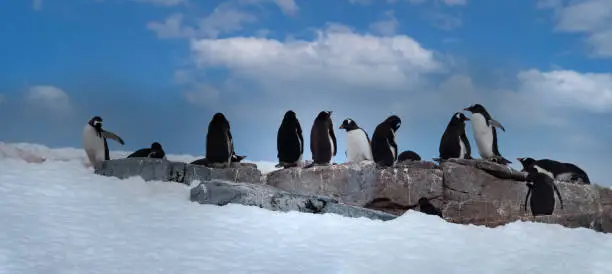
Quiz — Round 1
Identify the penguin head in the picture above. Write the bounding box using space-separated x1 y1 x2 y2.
210 112 229 127
385 115 401 131
463 104 487 115
151 142 163 150
453 112 470 122
517 157 536 171
88 116 103 129
283 110 297 121
315 111 333 121
339 118 359 131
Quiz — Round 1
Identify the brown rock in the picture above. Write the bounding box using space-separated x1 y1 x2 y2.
265 161 443 211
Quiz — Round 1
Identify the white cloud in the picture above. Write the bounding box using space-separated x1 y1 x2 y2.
190 24 443 93
516 69 612 113
271 0 298 15
32 0 42 11
369 11 399 35
27 86 72 113
348 0 374 5
539 0 612 58
147 2 257 39
183 84 220 106
429 11 463 30
132 0 185 6
147 13 195 39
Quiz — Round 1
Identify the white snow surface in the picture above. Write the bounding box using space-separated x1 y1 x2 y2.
1 143 612 274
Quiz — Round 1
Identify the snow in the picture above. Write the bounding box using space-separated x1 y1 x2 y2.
1 143 612 273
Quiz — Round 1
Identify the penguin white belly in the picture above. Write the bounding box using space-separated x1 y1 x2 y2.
388 129 397 160
328 131 335 159
346 129 373 162
534 165 555 180
470 113 494 158
82 125 106 164
458 137 466 159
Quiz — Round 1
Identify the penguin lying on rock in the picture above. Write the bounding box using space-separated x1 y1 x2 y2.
127 142 166 159
517 157 590 184
397 150 421 162
191 154 246 167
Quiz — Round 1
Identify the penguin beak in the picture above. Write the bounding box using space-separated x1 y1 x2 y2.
339 124 344 129
516 157 522 162
463 107 470 112
463 116 470 121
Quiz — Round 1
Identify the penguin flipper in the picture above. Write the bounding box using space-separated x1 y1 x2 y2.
488 119 506 132
101 130 125 145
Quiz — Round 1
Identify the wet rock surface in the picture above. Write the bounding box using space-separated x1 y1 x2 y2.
190 180 397 221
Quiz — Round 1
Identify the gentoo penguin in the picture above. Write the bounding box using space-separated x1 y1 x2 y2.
82 116 125 168
127 142 166 159
398 150 421 162
309 111 337 166
339 118 373 163
523 165 564 216
463 104 511 164
371 115 401 167
517 157 591 184
190 153 246 167
206 112 235 167
439 112 472 160
276 110 304 168
418 197 443 218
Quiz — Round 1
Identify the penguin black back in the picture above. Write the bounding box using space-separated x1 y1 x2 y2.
371 115 401 167
206 112 234 164
524 166 564 216
518 157 591 184
563 162 590 184
310 111 337 165
127 142 165 159
398 150 421 162
439 112 471 160
277 110 304 165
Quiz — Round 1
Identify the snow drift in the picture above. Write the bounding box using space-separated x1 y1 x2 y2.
1 142 611 274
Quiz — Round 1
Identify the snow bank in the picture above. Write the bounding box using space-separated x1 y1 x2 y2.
0 142 280 174
0 144 611 273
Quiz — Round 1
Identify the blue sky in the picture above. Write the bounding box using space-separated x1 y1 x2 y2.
0 0 611 185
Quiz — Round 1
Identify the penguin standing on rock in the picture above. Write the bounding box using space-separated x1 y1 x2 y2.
339 118 373 163
127 142 166 159
82 116 125 168
206 112 236 168
371 115 401 167
523 165 564 216
463 104 511 164
309 111 337 167
439 112 472 160
276 110 304 168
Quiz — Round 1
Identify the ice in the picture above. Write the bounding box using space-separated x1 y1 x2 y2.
0 142 611 274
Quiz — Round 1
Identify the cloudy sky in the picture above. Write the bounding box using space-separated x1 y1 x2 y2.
0 0 611 185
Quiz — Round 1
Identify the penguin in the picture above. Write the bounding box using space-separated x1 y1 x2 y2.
339 118 373 163
523 165 564 216
309 111 337 166
439 112 472 160
190 153 246 167
127 142 166 159
418 197 443 218
206 112 235 167
463 104 511 164
517 157 591 184
82 116 125 168
371 115 401 167
397 150 421 162
276 110 304 168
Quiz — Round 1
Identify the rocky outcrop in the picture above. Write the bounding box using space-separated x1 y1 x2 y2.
190 180 397 221
266 160 444 215
95 158 262 185
266 158 612 233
